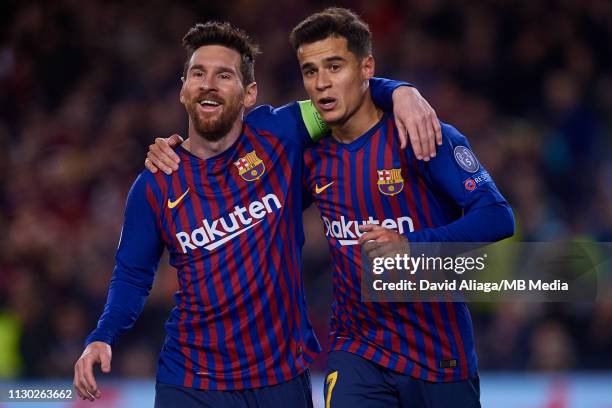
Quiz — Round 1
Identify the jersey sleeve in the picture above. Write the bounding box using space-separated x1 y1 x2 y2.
369 77 412 111
245 102 328 148
85 172 164 347
406 123 515 243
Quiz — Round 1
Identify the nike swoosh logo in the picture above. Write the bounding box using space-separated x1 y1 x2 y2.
204 220 262 251
315 181 334 194
168 188 190 209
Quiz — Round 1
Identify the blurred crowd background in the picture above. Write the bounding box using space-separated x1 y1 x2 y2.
0 0 611 382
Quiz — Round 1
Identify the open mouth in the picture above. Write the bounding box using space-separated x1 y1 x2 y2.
317 97 337 111
197 99 223 112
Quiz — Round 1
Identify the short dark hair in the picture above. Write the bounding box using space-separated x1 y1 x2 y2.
182 22 260 85
289 8 372 58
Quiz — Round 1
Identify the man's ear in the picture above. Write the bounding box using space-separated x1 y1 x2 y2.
244 82 258 108
362 55 375 80
179 78 186 104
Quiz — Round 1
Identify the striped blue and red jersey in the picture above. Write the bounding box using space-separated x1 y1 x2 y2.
85 79 408 390
86 103 322 391
303 111 514 382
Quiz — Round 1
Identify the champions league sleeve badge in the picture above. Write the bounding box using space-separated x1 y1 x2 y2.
453 146 480 173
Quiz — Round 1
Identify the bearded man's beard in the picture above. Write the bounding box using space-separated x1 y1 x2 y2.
187 97 243 142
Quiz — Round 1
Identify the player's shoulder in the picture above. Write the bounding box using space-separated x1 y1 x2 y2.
245 102 300 129
134 167 159 185
130 168 151 189
245 104 275 124
130 168 168 200
440 121 469 145
245 102 315 147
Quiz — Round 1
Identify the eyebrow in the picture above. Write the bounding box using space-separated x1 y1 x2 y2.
189 64 236 74
300 55 347 70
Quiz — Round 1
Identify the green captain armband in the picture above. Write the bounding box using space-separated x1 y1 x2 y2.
298 100 329 142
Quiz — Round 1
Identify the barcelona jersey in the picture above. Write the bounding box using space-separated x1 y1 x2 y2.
304 111 513 382
87 103 320 390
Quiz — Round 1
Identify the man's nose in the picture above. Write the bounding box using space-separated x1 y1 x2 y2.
199 75 217 91
316 71 331 91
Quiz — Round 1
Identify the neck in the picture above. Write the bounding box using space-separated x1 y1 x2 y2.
330 91 383 144
184 117 243 160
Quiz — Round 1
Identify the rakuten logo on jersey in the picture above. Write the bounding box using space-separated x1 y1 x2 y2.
176 193 281 253
322 215 414 246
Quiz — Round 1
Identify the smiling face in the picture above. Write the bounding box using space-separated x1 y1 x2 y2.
180 44 256 141
297 35 374 127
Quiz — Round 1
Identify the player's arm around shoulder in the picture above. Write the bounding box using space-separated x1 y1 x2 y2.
245 102 326 148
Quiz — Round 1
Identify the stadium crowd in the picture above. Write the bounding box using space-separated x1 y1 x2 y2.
0 0 611 380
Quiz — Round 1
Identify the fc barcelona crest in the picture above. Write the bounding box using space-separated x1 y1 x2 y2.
234 151 266 181
377 168 404 196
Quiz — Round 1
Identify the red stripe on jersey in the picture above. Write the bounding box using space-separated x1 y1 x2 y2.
413 156 434 230
395 353 408 374
145 184 160 225
446 303 469 379
430 302 454 381
395 135 422 232
413 302 437 382
146 177 168 243
347 339 361 355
